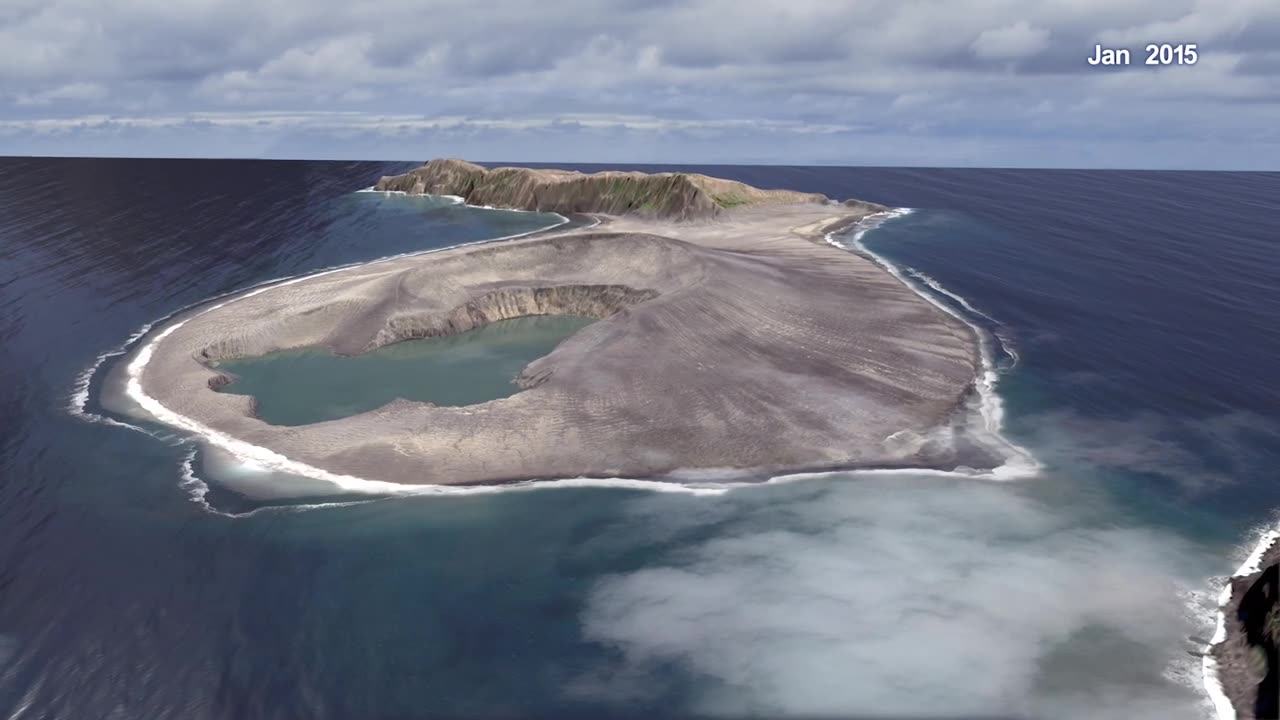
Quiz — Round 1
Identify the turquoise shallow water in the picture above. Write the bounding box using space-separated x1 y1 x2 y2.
217 315 595 426
2 158 1278 719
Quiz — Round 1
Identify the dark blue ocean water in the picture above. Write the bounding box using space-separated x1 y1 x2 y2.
1 158 1278 719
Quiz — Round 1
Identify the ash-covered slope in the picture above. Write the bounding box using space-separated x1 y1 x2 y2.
133 199 984 487
374 158 836 220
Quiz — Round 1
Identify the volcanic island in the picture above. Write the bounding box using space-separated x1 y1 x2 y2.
132 159 987 486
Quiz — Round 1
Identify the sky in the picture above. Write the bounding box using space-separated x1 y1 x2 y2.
1 0 1278 169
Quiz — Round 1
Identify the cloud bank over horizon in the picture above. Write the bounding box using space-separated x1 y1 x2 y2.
1 0 1278 168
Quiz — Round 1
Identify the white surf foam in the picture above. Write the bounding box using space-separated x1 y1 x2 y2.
69 317 166 421
906 268 1018 366
993 329 1020 367
356 186 554 213
355 187 460 203
1233 526 1280 578
179 447 220 514
1161 582 1228 720
906 268 1000 324
180 448 390 517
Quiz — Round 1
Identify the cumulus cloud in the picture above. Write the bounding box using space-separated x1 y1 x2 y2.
13 82 107 107
971 21 1051 60
1097 0 1280 48
574 475 1216 719
0 0 1277 165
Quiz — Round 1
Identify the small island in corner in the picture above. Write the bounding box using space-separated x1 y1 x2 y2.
1213 538 1279 720
132 159 989 486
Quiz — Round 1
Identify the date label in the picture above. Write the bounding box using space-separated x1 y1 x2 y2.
1087 43 1198 66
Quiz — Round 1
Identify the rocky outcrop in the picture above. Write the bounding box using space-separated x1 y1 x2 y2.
1215 538 1280 719
366 284 659 352
374 158 831 220
843 198 891 214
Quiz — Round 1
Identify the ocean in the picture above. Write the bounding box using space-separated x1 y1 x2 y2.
0 157 1277 719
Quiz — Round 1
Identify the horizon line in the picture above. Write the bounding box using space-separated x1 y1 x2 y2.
1 153 1276 174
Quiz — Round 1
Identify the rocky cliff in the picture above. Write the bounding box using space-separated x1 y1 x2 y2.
1215 537 1280 719
373 158 833 220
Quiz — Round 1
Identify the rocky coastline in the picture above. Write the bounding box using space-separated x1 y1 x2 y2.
1214 536 1280 719
373 158 849 220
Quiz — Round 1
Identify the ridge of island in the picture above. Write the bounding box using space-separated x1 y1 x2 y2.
133 159 989 486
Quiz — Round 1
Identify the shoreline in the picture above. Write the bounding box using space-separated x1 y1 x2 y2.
72 199 579 427
96 193 1026 492
828 208 1039 479
67 170 1266 720
1206 526 1280 720
100 202 587 497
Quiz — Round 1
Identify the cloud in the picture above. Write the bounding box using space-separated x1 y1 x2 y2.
0 111 863 137
1097 0 1280 48
575 476 1216 719
971 21 1051 60
0 0 1277 166
13 82 107 107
